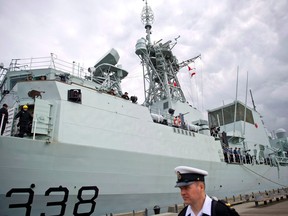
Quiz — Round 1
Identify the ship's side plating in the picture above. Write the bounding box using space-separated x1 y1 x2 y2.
1 136 287 215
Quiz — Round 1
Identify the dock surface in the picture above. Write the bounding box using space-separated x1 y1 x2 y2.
151 199 288 216
233 199 288 216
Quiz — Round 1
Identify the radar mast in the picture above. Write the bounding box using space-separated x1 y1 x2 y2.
135 0 188 108
141 0 154 45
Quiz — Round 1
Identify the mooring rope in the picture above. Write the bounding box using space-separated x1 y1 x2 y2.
241 164 287 188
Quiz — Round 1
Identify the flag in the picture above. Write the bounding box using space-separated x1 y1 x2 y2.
187 64 196 77
190 72 196 77
188 65 193 71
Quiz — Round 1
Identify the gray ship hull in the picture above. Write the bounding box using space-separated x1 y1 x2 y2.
1 136 287 215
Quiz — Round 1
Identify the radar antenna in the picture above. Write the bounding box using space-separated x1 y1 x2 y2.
178 54 201 69
141 0 154 45
135 1 189 107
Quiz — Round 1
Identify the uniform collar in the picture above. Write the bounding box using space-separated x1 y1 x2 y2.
186 195 212 216
202 195 212 216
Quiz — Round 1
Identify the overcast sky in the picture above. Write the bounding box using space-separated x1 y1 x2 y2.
1 0 287 135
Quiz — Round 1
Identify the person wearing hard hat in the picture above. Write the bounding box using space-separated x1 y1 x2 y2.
174 166 239 216
15 105 32 137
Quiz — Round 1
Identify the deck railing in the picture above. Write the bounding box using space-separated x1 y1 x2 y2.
8 54 89 78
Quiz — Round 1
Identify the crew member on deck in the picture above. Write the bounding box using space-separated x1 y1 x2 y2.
223 146 229 163
15 105 33 138
40 75 47 80
26 75 33 81
0 103 9 135
107 89 116 95
173 116 181 127
121 92 129 100
234 147 239 163
175 166 239 216
229 148 234 163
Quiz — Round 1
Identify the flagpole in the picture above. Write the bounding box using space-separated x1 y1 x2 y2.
243 71 249 151
233 66 239 137
222 100 226 132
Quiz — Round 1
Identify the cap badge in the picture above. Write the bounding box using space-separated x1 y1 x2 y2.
177 171 182 181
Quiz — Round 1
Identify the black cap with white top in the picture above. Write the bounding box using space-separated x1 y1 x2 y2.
174 166 208 187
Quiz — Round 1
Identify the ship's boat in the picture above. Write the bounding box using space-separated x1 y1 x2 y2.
0 1 287 216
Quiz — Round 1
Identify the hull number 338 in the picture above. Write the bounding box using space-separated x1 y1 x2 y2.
5 185 99 216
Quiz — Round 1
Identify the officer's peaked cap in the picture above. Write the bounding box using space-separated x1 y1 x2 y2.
174 166 208 187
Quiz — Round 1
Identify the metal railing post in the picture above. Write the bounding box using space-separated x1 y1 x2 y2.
33 117 37 140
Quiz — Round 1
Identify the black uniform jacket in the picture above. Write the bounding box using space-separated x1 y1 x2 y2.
178 200 233 216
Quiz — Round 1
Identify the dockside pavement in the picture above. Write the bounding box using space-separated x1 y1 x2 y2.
151 199 288 216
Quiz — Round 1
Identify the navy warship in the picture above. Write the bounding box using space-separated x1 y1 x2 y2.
0 1 287 215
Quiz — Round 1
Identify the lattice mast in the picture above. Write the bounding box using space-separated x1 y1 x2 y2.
136 0 189 107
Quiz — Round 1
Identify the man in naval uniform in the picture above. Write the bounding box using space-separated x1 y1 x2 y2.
175 166 238 216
